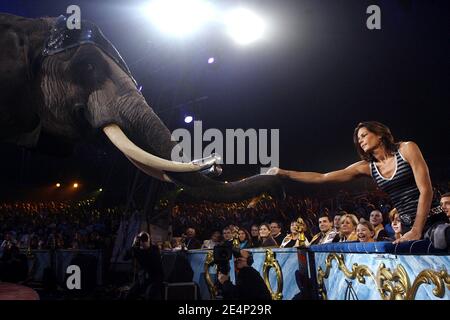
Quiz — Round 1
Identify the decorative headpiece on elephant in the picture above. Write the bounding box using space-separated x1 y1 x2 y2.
0 13 284 202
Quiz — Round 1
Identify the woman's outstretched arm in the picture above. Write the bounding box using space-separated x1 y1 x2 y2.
267 161 370 184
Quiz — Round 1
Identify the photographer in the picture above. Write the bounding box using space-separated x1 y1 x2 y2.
124 232 164 300
217 249 272 300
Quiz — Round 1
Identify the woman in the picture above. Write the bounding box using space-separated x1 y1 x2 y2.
334 214 358 242
258 223 278 248
369 209 389 241
237 228 252 249
389 208 402 240
280 218 310 248
268 121 447 245
202 230 222 249
356 220 375 243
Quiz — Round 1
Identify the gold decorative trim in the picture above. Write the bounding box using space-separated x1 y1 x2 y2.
262 249 283 300
204 250 218 299
317 253 450 300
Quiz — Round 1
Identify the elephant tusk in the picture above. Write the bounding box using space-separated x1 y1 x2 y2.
125 155 173 182
103 124 220 173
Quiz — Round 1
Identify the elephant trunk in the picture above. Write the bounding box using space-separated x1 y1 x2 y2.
104 99 285 202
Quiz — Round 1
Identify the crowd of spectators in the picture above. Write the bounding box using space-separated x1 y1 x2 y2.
166 189 419 250
0 201 122 252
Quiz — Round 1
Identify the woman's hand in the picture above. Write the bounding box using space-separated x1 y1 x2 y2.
266 167 282 176
393 228 422 244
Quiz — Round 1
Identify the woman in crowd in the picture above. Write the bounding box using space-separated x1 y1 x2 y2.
268 121 448 247
389 208 402 241
258 223 278 247
237 228 252 249
369 209 389 241
356 220 375 242
202 230 222 249
334 214 358 242
280 218 310 248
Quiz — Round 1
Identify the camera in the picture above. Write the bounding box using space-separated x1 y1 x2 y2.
213 244 242 274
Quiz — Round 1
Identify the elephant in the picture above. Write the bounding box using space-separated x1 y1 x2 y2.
0 13 284 202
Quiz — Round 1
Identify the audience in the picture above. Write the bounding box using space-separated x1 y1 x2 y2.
258 223 278 248
356 220 375 243
334 214 358 242
310 213 338 245
270 221 285 246
369 210 389 241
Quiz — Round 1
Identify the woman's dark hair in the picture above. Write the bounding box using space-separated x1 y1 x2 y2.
353 121 399 162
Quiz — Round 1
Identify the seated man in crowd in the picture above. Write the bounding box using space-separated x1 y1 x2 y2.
270 221 285 246
218 249 272 300
183 227 202 250
310 213 338 245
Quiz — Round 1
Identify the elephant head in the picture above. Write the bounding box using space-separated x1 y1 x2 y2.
0 13 284 202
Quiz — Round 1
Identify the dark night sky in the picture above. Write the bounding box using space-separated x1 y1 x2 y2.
0 0 449 201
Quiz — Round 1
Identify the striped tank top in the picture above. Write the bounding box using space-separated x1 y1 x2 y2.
370 150 441 228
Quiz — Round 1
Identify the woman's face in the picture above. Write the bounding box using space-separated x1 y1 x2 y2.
251 226 259 237
357 224 374 242
340 217 356 236
259 225 271 238
290 222 299 234
357 127 381 153
370 210 383 227
391 214 402 234
238 230 246 241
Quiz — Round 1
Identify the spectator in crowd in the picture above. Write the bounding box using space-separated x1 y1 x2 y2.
258 223 278 247
281 219 309 248
202 230 222 249
222 227 234 246
389 208 402 241
270 221 284 246
218 249 272 300
333 212 345 233
183 227 202 250
1 232 16 249
310 213 338 245
334 214 358 242
356 220 375 242
237 228 252 249
170 237 184 250
250 224 260 248
124 232 164 300
0 243 28 283
369 209 389 241
441 192 450 218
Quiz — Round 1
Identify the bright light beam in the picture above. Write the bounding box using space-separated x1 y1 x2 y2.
145 0 215 37
224 8 266 45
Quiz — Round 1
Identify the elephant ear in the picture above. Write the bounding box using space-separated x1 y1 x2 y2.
0 14 47 148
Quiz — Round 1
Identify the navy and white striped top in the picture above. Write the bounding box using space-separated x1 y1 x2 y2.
370 150 440 228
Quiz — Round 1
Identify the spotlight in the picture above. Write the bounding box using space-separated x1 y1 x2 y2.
56 183 61 188
73 183 79 188
145 0 215 37
184 115 193 123
225 8 266 45
99 188 103 192
208 57 215 64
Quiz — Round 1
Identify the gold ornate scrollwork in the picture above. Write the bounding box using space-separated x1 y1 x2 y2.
204 251 218 299
408 269 450 300
317 253 450 300
262 249 283 300
376 263 410 300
